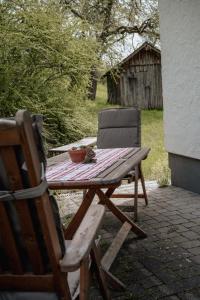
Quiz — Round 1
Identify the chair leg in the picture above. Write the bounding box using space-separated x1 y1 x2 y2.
139 163 148 206
91 243 110 300
80 257 90 300
134 165 139 222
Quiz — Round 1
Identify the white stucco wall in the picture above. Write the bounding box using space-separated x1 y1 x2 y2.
159 0 200 160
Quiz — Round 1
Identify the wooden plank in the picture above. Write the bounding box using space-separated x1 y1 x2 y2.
96 149 139 179
103 148 150 184
96 189 146 238
121 148 140 159
63 189 96 240
49 137 97 154
68 270 80 300
0 203 23 274
133 165 139 222
95 159 126 179
0 127 20 146
60 204 105 272
110 193 145 198
0 274 54 291
139 163 148 205
102 268 125 291
0 147 45 274
35 192 71 298
79 257 90 300
91 243 110 300
101 222 131 271
47 152 68 167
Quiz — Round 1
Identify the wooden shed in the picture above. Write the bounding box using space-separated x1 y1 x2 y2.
105 42 163 109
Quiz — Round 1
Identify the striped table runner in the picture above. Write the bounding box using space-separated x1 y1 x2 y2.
46 148 132 182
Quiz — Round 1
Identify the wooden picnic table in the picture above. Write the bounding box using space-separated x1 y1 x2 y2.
48 137 97 155
47 147 150 288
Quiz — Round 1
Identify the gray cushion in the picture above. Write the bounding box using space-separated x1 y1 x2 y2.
98 108 140 129
97 127 140 148
97 107 141 148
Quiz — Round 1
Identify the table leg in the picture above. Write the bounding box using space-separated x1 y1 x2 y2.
83 189 87 199
96 189 146 238
139 162 148 206
63 189 96 239
105 185 119 198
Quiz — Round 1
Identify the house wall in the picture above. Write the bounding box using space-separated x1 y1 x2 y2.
159 0 200 160
159 0 200 193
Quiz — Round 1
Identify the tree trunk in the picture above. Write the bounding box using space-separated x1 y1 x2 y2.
88 67 98 100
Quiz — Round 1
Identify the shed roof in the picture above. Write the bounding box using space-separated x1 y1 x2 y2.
120 41 160 67
104 41 160 76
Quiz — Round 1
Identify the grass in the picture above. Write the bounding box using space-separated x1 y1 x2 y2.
86 83 169 183
76 83 119 136
141 110 169 183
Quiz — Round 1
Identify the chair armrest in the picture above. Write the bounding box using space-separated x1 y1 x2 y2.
60 204 105 272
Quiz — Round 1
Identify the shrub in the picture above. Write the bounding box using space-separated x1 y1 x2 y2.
0 0 97 146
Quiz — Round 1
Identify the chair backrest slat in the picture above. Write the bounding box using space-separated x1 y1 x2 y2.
0 146 45 274
0 202 23 274
36 193 71 296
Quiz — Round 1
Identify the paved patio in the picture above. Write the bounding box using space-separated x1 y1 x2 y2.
57 182 200 299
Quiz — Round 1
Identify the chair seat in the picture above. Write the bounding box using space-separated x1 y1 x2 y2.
0 292 58 300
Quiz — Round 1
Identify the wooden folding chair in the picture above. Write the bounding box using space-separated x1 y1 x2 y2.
0 110 109 300
97 107 148 221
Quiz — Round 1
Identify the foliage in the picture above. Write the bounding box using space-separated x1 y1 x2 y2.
0 0 97 146
61 0 159 61
61 0 159 99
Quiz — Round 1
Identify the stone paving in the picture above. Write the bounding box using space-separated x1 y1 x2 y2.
57 182 200 299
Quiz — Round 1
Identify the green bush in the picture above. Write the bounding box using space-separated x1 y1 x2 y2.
0 0 97 146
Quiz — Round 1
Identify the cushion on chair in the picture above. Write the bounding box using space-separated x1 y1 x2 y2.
97 127 140 148
97 107 141 149
98 107 140 129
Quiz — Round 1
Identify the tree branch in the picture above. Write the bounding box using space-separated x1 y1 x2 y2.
61 0 85 19
100 17 156 41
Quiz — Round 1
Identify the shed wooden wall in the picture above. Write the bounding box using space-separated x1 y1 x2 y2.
107 47 163 109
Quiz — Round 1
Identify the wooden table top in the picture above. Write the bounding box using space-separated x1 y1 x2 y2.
48 137 97 154
47 147 150 189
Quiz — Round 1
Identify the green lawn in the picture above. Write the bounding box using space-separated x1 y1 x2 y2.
141 110 169 184
89 84 169 184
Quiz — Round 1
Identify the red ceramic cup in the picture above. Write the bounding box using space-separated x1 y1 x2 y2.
68 148 87 163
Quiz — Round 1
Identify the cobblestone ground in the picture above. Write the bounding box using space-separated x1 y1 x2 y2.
57 183 200 299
